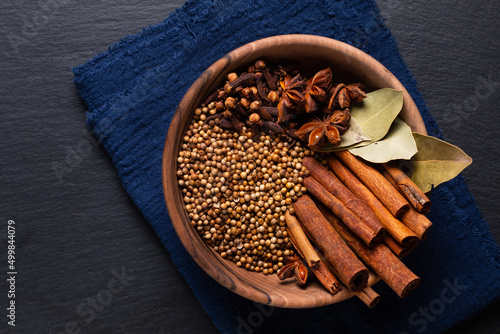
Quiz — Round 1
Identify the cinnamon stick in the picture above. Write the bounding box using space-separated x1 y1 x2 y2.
311 261 343 295
315 247 380 307
382 161 431 214
293 196 369 292
334 151 410 218
303 177 379 248
285 211 321 268
321 209 420 298
285 211 342 295
356 287 380 308
327 155 418 245
382 169 433 240
401 209 432 241
384 234 418 258
302 157 386 243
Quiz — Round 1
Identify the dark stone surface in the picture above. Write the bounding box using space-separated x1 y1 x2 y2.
0 0 498 333
377 3 500 332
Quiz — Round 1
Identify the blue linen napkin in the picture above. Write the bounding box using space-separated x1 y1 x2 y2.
73 0 500 333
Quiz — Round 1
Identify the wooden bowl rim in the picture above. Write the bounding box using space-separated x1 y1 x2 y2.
162 34 426 308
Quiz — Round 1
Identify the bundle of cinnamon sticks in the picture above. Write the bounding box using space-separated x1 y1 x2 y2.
280 151 432 307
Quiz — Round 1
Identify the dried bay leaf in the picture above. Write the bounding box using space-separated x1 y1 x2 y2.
408 133 473 193
318 117 371 152
348 118 417 163
350 88 403 142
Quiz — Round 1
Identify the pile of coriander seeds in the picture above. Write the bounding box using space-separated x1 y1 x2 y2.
176 103 313 275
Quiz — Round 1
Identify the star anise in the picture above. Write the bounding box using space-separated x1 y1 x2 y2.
304 67 332 113
328 108 351 135
328 83 367 109
295 113 346 151
276 254 308 286
277 74 306 123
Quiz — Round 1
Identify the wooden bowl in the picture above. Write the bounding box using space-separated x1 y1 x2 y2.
162 35 426 308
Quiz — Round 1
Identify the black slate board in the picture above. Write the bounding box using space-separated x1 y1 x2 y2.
1 1 499 333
